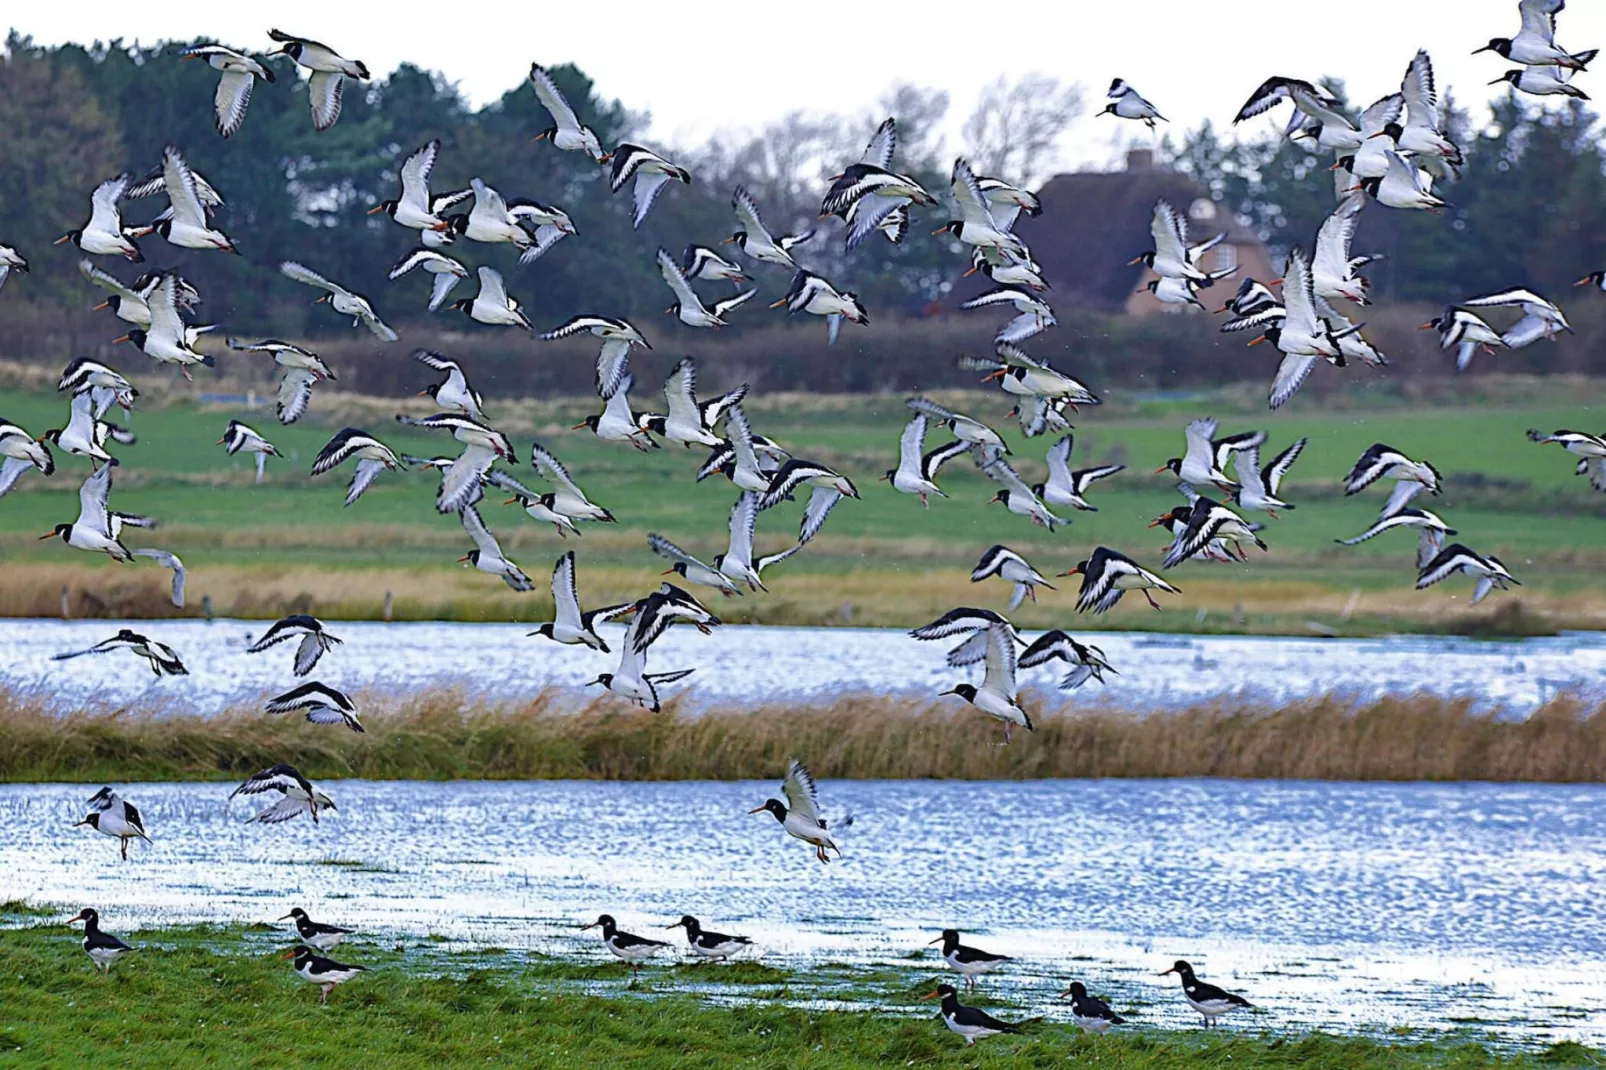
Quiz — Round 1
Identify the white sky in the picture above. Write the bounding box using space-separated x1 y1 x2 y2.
9 2 1605 167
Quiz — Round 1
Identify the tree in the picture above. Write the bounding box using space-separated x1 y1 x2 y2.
962 75 1082 187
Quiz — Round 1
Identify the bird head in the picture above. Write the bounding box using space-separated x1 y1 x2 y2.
938 684 978 702
66 908 96 925
1056 560 1089 578
747 798 787 822
39 524 73 543
1153 458 1181 475
457 550 480 566
1148 510 1177 529
1128 251 1155 268
666 915 698 932
661 562 689 578
585 673 612 689
1060 981 1089 1000
278 909 308 922
1472 39 1512 58
1160 960 1193 978
71 813 101 830
367 200 396 217
572 415 600 432
580 914 614 932
989 490 1010 506
922 984 958 1001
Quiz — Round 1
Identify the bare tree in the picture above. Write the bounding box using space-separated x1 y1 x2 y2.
962 75 1084 187
874 83 950 172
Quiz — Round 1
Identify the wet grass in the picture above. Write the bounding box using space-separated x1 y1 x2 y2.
0 919 1596 1068
4 685 1606 784
3 376 1606 634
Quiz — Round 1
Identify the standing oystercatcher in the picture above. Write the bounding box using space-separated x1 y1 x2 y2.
284 945 366 1003
930 929 1010 989
666 916 752 962
923 983 1026 1046
582 915 670 980
67 908 136 974
279 908 355 951
1060 981 1128 1034
1162 960 1253 1026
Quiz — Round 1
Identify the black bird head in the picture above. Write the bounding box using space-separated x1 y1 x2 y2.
928 929 961 951
586 673 612 689
1099 103 1119 118
39 523 73 544
278 908 310 922
668 915 700 937
1128 251 1156 268
368 199 398 218
1057 559 1090 578
939 684 978 702
72 812 102 831
572 415 601 432
1161 959 1195 980
922 983 960 1006
1472 38 1513 58
1154 457 1182 476
1061 981 1089 999
67 908 99 926
989 489 1010 507
747 798 787 823
581 914 616 935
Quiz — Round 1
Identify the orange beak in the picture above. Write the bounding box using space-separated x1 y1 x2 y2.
92 300 111 311
366 204 386 215
1418 322 1437 330
53 234 73 245
1247 335 1268 347
1056 566 1083 577
457 554 472 563
921 989 941 1000
281 949 300 960
767 298 787 309
746 805 766 814
571 421 590 430
660 568 676 576
216 437 228 445
111 334 130 345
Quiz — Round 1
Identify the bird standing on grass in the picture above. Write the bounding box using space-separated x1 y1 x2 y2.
284 945 367 1003
582 914 670 981
666 916 752 962
923 983 1026 1046
1161 960 1253 1027
1061 981 1128 1034
67 909 135 974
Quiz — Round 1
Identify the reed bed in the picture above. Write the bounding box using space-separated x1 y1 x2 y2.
3 686 1604 784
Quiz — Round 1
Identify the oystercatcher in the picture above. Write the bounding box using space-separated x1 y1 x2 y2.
606 143 691 228
268 28 369 130
530 551 633 652
54 630 187 678
666 916 752 962
923 983 1025 1046
1061 981 1128 1034
1037 434 1123 512
1018 631 1117 692
1061 547 1180 613
930 929 1010 989
281 260 396 340
265 682 364 733
73 787 153 860
219 420 281 483
1528 428 1606 492
284 945 366 1003
1102 78 1166 129
528 63 605 161
230 764 332 825
749 759 853 864
246 615 343 676
279 908 355 951
1417 543 1521 605
1162 960 1253 1027
885 415 971 508
67 909 136 974
1343 443 1441 496
582 914 670 979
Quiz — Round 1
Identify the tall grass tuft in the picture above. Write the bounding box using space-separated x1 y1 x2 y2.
2 686 1604 784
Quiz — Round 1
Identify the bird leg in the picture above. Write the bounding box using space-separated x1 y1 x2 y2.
920 493 929 509
1266 508 1280 520
121 837 129 861
1144 591 1162 610
321 984 333 1004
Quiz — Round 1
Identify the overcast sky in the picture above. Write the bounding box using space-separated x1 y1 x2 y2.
10 2 1604 167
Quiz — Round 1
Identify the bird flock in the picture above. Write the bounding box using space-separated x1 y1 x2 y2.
3 2 1602 1043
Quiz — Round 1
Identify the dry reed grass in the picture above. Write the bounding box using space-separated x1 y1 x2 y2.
3 686 1604 784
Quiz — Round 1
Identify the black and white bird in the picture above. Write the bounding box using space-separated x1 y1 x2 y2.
266 682 364 733
1162 960 1253 1027
820 117 936 247
960 287 1056 345
58 356 138 418
229 763 332 825
698 404 786 494
1216 277 1282 332
450 266 533 331
368 139 454 234
934 618 1031 743
246 615 344 676
771 269 868 345
39 464 141 561
268 28 369 131
540 314 651 350
749 758 853 864
452 177 571 253
281 261 397 340
1102 78 1166 129
1061 981 1128 1035
67 909 136 974
1062 547 1180 614
78 261 161 329
1577 270 1606 293
884 414 970 507
715 491 801 593
1391 51 1464 177
1336 479 1456 568
1343 443 1441 496
1018 630 1118 692
759 458 860 545
1312 194 1379 306
575 346 658 451
459 506 533 591
224 338 337 424
971 545 1054 611
929 930 1011 990
389 247 469 312
1491 60 1593 99
1161 492 1267 568
638 357 746 449
56 173 142 260
38 393 128 465
1463 288 1572 351
529 63 605 160
413 350 485 421
1134 200 1212 281
607 143 691 228
1232 76 1346 128
923 984 1025 1047
1231 438 1306 517
980 451 1067 531
151 146 239 253
933 159 1026 259
0 417 53 498
495 469 583 538
666 916 752 962
72 787 153 860
218 420 281 483
650 532 743 598
1417 543 1521 605
1474 0 1595 69
1157 417 1260 493
681 244 746 285
310 428 405 507
586 598 697 712
726 187 813 269
0 244 28 290
581 915 670 978
283 946 366 1003
278 908 354 951
962 344 1100 412
1251 248 1356 409
180 44 275 138
1036 434 1123 512
1423 306 1506 371
114 275 215 379
1528 427 1606 492
657 247 752 328
529 551 633 651
1353 150 1447 211
907 396 1008 454
510 442 617 529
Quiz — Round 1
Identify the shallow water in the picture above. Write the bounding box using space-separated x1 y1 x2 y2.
4 617 1604 713
4 778 1604 1045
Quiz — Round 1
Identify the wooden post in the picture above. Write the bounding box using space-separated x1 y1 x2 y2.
383 590 393 622
60 584 70 620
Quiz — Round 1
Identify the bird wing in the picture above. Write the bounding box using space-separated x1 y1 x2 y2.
1416 545 1476 589
732 187 776 244
529 443 587 501
398 139 440 214
280 260 347 299
662 358 701 427
1281 248 1319 332
950 158 996 227
1402 50 1440 125
529 63 581 133
345 458 386 506
1313 195 1363 286
1183 417 1218 471
981 622 1018 698
1268 353 1319 411
277 369 316 425
648 532 707 572
797 486 844 545
1072 464 1125 494
1234 444 1268 499
726 492 758 569
460 504 503 558
1263 438 1307 495
1150 200 1190 266
1379 477 1425 518
551 551 583 628
427 272 462 312
910 607 1011 641
147 275 186 344
898 415 928 472
130 548 185 607
476 266 510 308
631 172 675 229
88 173 129 234
1519 0 1561 44
162 147 209 229
906 395 957 424
1359 92 1404 135
78 259 141 303
699 384 748 429
782 760 824 826
861 117 896 169
214 69 255 139
924 439 972 479
306 70 346 131
712 289 756 318
77 463 115 538
725 405 762 474
596 339 631 400
757 542 804 573
292 632 327 676
251 796 313 824
438 443 495 514
230 763 312 800
656 247 703 309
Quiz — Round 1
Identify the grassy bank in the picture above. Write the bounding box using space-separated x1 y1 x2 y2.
4 686 1605 784
2 374 1605 634
0 919 1595 1068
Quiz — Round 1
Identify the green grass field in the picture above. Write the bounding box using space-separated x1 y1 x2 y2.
1 914 1595 1068
1 374 1603 632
